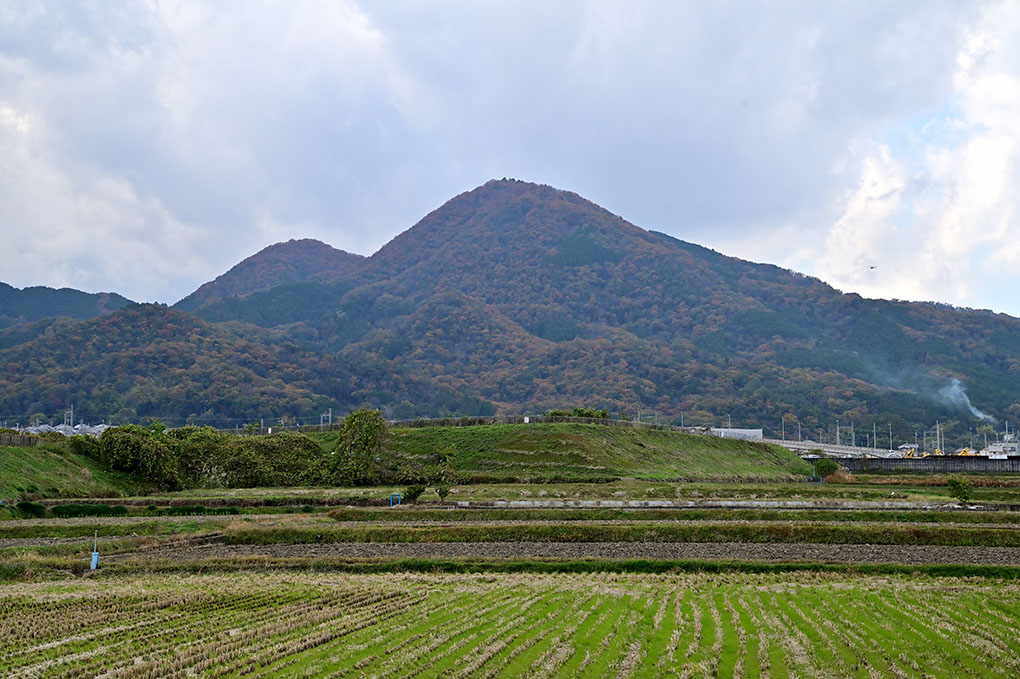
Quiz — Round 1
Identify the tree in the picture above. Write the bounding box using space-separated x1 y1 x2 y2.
336 409 386 456
814 458 839 478
946 475 974 503
330 409 387 486
98 425 181 490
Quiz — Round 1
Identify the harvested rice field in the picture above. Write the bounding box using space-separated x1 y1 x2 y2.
3 571 1019 678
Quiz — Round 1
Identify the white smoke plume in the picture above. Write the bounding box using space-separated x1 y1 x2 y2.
939 378 995 422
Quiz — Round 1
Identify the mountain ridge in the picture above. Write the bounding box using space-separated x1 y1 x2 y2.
0 282 134 330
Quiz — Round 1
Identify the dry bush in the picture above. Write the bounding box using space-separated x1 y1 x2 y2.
823 469 856 484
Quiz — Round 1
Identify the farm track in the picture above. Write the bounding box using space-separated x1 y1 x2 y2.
329 518 1020 529
107 540 1020 565
7 515 1020 536
0 535 129 548
0 513 308 528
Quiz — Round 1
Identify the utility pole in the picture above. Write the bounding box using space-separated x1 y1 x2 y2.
836 420 840 446
851 421 855 447
873 423 877 451
781 418 785 441
680 411 684 428
888 423 893 451
727 413 731 428
798 423 802 442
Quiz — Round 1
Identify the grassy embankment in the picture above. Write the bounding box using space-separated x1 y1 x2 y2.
1 423 812 507
379 423 813 482
11 423 1020 509
0 444 143 502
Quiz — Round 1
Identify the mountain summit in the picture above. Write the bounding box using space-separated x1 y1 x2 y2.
174 238 364 311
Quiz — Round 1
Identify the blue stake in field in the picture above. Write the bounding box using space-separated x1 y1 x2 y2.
390 493 402 507
90 530 99 570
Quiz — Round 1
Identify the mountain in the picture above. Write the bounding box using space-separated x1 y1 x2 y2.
174 238 365 312
3 179 1019 446
0 283 133 330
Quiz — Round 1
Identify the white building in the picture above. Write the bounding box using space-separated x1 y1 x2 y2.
710 428 764 441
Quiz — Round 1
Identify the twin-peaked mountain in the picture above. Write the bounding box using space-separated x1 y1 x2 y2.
3 179 1019 440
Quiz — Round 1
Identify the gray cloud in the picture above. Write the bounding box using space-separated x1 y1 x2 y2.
1 0 1014 313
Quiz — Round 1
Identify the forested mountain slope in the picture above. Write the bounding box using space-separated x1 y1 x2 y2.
3 179 1019 443
0 283 133 330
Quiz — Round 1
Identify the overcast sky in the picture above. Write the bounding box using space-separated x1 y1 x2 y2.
2 1 1019 315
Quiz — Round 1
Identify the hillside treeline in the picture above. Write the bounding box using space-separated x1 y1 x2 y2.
68 411 448 490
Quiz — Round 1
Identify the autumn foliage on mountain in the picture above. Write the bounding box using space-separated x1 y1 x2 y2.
3 179 1020 441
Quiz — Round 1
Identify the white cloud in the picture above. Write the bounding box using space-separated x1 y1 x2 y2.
808 0 1020 312
2 0 1018 315
0 97 207 300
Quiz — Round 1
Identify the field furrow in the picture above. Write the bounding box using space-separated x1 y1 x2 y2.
4 572 1020 678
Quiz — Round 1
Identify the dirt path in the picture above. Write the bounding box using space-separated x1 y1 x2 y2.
109 541 1020 566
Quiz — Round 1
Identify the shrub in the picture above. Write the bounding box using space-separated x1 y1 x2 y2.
435 484 451 501
15 501 46 518
547 407 610 419
51 503 128 518
38 431 66 442
215 432 325 488
824 469 856 484
168 426 228 487
403 484 426 502
67 435 100 460
163 505 207 516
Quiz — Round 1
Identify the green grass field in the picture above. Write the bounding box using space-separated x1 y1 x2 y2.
3 571 1018 678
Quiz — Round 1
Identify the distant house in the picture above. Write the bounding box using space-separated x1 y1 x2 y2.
710 428 764 441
